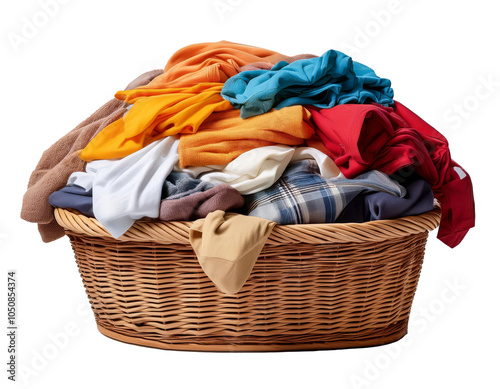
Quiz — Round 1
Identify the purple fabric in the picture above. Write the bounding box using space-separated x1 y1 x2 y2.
159 184 244 221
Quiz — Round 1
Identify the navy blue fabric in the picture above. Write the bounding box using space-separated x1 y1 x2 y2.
49 186 94 217
336 179 434 223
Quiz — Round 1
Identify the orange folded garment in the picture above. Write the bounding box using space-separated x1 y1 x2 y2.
79 83 233 161
178 106 315 168
144 40 281 89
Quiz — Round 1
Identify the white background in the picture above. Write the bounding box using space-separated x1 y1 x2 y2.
1 0 498 388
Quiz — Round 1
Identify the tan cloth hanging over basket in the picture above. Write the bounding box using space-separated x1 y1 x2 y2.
54 206 441 352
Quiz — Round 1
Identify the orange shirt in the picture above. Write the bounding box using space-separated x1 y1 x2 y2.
143 41 281 89
179 106 315 168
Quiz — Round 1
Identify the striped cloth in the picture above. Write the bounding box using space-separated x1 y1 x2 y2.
244 160 405 224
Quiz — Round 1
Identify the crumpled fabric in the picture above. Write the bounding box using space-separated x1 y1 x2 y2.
178 105 315 168
176 145 343 195
336 179 435 223
79 83 233 161
238 54 317 72
21 69 163 242
309 101 475 247
143 40 282 89
48 185 94 218
159 171 244 221
189 211 275 294
244 160 405 224
221 49 394 118
71 136 180 238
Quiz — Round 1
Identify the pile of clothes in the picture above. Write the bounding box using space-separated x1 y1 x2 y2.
21 41 475 293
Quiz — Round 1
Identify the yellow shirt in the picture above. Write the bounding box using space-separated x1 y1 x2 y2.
79 83 233 161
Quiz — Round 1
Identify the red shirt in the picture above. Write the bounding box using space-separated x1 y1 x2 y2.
309 101 475 248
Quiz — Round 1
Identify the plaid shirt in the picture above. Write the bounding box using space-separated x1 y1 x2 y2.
244 160 405 224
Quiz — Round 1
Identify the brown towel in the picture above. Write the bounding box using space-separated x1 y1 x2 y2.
21 69 164 242
189 211 275 294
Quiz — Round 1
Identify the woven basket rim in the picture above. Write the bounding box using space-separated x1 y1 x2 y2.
54 205 441 245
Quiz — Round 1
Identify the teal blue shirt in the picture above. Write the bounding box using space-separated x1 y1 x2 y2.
221 49 394 118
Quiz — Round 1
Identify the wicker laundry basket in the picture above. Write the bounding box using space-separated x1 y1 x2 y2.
54 206 441 352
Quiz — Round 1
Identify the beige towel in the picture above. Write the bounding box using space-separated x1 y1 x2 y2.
21 69 164 242
189 211 275 294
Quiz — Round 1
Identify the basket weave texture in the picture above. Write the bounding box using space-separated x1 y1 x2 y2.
55 207 441 352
